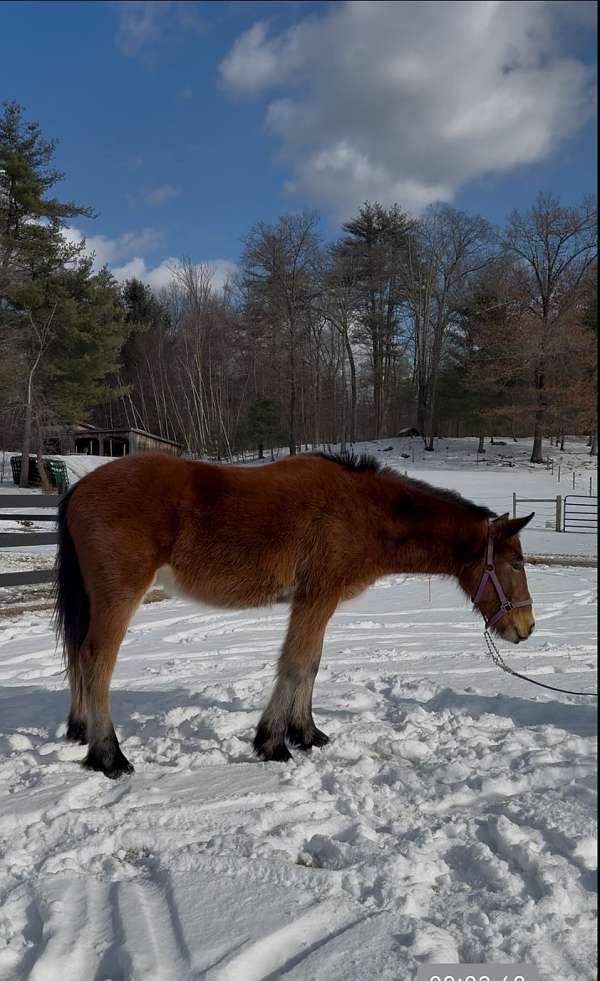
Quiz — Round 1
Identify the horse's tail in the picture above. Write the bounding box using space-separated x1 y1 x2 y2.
53 486 89 702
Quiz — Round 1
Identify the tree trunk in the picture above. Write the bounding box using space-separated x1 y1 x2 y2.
36 445 51 494
289 331 297 456
343 332 357 444
530 354 546 464
373 352 383 439
19 373 34 488
530 418 545 464
416 396 426 440
590 431 597 456
477 433 485 453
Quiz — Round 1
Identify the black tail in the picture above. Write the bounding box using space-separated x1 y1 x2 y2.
53 486 89 701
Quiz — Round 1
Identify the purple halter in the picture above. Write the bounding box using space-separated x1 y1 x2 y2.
472 529 532 630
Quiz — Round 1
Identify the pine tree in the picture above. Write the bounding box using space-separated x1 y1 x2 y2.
0 102 128 483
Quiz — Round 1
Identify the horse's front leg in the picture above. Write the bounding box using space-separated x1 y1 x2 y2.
253 594 337 761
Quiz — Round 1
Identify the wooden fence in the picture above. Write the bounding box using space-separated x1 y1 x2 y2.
0 494 58 588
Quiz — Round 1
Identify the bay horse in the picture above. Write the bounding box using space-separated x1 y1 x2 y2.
54 451 535 778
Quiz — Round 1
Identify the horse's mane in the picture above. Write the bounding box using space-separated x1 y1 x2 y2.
317 450 384 473
400 475 496 519
316 450 496 519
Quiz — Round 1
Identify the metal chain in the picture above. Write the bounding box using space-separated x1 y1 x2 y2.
483 630 598 698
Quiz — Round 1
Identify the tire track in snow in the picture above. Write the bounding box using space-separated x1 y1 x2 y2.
27 879 111 981
209 901 368 981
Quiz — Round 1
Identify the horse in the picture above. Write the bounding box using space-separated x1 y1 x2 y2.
53 450 535 778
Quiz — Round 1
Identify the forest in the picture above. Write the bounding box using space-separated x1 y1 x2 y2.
1 101 597 473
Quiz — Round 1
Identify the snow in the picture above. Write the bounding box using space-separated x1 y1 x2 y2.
0 438 597 980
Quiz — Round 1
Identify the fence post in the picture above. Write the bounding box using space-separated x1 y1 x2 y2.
572 471 576 490
512 492 517 518
556 495 562 532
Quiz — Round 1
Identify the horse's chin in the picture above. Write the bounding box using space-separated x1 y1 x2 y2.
498 624 528 644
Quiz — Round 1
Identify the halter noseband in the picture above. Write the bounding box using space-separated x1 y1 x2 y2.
472 529 532 630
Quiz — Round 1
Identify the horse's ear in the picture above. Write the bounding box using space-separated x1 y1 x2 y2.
492 512 535 539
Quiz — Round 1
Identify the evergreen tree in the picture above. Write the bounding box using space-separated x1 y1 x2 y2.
0 102 127 482
0 100 93 290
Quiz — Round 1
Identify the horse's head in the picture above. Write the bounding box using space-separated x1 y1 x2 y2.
462 513 535 644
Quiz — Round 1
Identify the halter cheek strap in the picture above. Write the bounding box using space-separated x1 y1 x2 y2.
472 532 532 629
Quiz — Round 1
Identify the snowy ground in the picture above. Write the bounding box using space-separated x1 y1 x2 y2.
0 438 597 981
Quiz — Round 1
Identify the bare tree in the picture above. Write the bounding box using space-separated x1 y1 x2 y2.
404 205 494 450
339 203 412 438
19 304 56 486
240 213 321 455
502 193 597 463
320 244 360 444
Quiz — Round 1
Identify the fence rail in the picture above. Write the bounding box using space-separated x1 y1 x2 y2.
0 494 58 588
513 493 563 532
563 495 598 535
513 492 598 534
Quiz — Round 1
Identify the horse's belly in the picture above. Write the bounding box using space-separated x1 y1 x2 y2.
153 564 293 609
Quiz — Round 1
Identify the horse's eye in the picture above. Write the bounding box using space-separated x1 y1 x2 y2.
511 561 524 571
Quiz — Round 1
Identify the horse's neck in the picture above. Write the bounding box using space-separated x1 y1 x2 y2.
398 505 485 577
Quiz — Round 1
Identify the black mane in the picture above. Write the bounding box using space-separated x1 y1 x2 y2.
316 450 385 473
316 450 495 519
400 475 496 520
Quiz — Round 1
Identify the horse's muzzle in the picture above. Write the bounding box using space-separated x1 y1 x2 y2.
499 613 535 644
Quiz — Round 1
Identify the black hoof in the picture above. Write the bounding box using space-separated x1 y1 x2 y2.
66 717 88 745
83 738 134 779
310 726 330 749
253 722 292 762
287 722 330 751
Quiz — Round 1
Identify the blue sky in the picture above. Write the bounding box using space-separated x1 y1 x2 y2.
1 0 596 288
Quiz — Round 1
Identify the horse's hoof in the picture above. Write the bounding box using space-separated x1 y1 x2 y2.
287 723 330 751
255 743 293 763
66 718 88 745
83 746 134 779
311 727 330 748
253 724 292 762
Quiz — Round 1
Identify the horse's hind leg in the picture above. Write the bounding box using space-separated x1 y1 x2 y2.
81 583 151 778
66 676 87 745
253 594 337 761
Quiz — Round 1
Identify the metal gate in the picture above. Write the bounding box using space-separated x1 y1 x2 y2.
563 495 598 535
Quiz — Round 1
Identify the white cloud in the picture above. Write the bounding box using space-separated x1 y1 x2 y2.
115 0 203 61
63 226 161 267
63 226 237 295
145 184 182 206
111 256 237 294
220 0 596 219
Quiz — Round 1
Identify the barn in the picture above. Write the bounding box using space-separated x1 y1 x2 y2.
44 424 182 457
